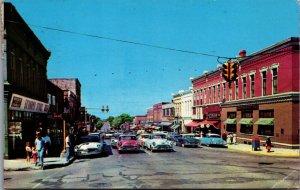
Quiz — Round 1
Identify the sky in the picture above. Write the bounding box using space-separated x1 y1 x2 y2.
7 0 299 118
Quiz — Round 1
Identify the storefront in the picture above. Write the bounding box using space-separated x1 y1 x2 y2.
7 93 49 158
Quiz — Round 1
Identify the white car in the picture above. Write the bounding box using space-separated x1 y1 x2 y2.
74 135 103 157
144 133 174 152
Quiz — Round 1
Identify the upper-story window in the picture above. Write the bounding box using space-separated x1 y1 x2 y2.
250 74 255 98
242 77 247 99
260 69 267 96
235 79 239 100
47 94 52 104
223 83 226 100
217 84 221 102
213 86 215 103
204 88 206 104
272 68 278 95
208 87 211 104
229 86 232 101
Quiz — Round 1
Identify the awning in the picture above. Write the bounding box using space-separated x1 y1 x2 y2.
224 118 237 124
199 120 221 129
185 121 200 127
254 118 274 125
239 118 253 125
171 123 180 129
159 122 173 126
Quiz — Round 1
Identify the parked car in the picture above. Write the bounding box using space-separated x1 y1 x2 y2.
175 133 199 148
137 133 150 148
167 132 180 141
74 134 103 157
144 133 174 152
200 133 227 147
104 130 115 139
117 134 140 153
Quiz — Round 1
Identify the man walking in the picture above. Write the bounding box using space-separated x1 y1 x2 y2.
66 133 71 162
35 133 45 169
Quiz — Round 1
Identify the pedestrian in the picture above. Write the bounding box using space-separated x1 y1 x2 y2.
25 142 32 164
31 146 38 166
233 133 237 144
227 133 232 144
66 133 71 162
42 131 51 156
34 133 45 169
266 136 272 152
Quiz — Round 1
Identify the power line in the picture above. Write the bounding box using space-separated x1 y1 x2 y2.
5 19 230 59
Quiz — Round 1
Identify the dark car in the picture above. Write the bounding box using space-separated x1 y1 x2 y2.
175 134 199 148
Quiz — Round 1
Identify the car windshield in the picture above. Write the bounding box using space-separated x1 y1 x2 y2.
120 136 137 140
153 135 166 139
208 134 220 138
183 135 195 138
81 135 100 143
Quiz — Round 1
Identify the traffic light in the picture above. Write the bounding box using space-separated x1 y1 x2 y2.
222 61 238 82
230 62 238 81
222 62 230 82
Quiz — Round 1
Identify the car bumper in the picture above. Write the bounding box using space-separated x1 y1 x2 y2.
153 145 173 151
75 149 102 156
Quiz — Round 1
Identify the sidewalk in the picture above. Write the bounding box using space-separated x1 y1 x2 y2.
4 156 75 171
227 143 299 157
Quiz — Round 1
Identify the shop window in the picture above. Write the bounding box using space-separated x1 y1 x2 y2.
226 124 237 133
242 111 253 118
257 125 274 136
281 128 284 134
240 125 253 134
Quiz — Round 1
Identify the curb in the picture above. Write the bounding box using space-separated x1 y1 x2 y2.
4 157 76 171
227 145 299 158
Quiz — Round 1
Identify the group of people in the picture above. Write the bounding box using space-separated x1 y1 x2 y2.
222 132 237 145
25 132 51 169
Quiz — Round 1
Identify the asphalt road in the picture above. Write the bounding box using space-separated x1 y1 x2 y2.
4 140 300 189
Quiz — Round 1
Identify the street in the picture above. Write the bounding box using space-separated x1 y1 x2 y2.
4 140 299 189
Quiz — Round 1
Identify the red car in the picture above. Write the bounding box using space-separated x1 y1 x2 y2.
117 134 140 153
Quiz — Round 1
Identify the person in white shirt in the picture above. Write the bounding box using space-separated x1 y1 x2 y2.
66 133 71 162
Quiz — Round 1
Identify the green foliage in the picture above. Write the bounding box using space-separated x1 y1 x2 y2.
94 114 133 129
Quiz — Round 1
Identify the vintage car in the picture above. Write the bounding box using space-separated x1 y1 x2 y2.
74 134 103 157
116 134 140 153
167 132 180 141
137 133 150 148
175 133 199 148
200 133 227 147
144 133 174 152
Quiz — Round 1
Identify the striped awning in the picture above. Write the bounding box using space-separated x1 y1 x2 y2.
170 123 180 129
254 118 274 125
185 121 200 127
224 118 237 124
239 118 253 125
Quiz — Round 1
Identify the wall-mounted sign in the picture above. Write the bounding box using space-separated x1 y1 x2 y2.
207 112 221 120
9 93 49 113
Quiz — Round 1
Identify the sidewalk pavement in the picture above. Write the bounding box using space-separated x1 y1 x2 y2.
4 156 75 171
227 143 299 157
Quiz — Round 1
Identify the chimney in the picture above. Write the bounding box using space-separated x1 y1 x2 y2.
239 50 246 57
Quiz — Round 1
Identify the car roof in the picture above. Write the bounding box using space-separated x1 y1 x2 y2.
120 134 136 137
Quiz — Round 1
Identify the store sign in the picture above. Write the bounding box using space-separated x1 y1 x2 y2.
9 93 49 113
207 112 221 120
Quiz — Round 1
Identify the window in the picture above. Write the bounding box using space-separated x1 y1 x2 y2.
213 86 215 103
229 87 232 101
257 125 274 136
259 110 274 118
235 79 238 100
208 87 211 104
47 94 51 104
262 71 267 96
10 52 16 82
52 96 56 105
218 84 220 102
242 111 253 118
242 77 247 99
250 75 255 98
204 88 206 104
227 112 236 119
272 68 278 94
223 83 226 100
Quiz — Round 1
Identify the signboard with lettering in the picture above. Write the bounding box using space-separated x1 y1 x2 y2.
207 112 221 120
9 93 49 113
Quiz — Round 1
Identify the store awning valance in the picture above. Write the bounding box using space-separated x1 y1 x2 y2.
239 118 253 125
185 121 200 127
159 122 173 126
199 120 219 125
224 118 237 124
254 118 274 125
171 123 180 129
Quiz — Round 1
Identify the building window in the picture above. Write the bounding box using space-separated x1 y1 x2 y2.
52 96 56 105
204 88 206 104
242 77 247 99
235 79 238 100
262 71 267 96
208 87 211 104
250 75 255 98
259 110 274 118
10 52 16 82
223 83 226 100
229 87 232 101
272 68 278 94
218 84 220 102
47 94 51 104
240 111 253 134
257 110 274 136
213 86 215 103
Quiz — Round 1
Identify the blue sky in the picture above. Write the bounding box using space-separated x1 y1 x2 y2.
8 0 299 118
